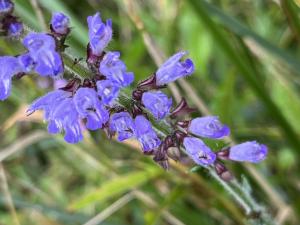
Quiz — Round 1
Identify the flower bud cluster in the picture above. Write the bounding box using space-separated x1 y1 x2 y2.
0 5 268 180
0 0 22 37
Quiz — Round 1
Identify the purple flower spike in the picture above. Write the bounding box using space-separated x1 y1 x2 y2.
23 33 64 77
183 137 216 166
87 12 112 56
134 115 161 152
110 112 135 141
229 141 268 163
0 0 13 15
0 56 21 100
96 80 119 105
142 91 172 120
73 87 109 130
99 51 134 87
188 116 230 139
7 21 23 37
51 12 70 35
156 51 194 86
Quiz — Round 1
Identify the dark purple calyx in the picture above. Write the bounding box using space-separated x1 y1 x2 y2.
170 98 196 118
60 78 81 92
214 161 233 181
137 74 166 90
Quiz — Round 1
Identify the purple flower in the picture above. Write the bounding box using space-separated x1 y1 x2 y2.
110 112 135 141
23 33 56 52
96 80 119 105
23 33 63 77
188 116 230 139
0 0 13 15
183 137 216 166
7 21 23 37
99 51 134 87
229 141 268 163
142 91 172 120
27 89 71 120
73 87 109 130
51 12 70 35
18 53 35 73
134 115 161 152
156 51 194 86
0 56 21 100
50 98 83 143
87 12 112 56
28 90 82 143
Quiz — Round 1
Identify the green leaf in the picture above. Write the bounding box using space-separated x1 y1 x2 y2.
69 166 162 210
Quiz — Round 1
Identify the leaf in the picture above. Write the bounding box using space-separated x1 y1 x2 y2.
69 166 162 210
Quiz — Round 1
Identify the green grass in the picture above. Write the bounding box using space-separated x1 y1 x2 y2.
1 0 300 224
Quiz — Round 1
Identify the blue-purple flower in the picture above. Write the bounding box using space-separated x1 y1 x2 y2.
28 90 83 143
142 91 172 120
99 51 134 87
110 112 135 141
188 116 230 139
23 33 63 76
18 53 35 73
51 12 70 35
183 137 216 166
0 56 21 100
96 79 119 105
134 115 161 152
87 12 112 56
50 97 83 143
73 87 109 130
7 21 22 37
0 0 13 15
228 141 268 163
156 51 194 86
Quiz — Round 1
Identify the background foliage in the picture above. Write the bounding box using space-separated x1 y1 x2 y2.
1 0 300 224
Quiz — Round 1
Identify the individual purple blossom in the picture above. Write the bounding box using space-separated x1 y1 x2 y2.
134 115 161 152
156 51 194 86
23 33 64 77
51 12 70 35
27 89 71 121
49 98 83 143
23 33 56 52
73 87 109 130
18 53 35 73
0 0 13 15
183 137 216 166
228 141 268 163
0 56 21 100
99 51 134 87
96 79 119 105
188 116 230 139
28 90 82 143
142 91 172 120
87 12 112 56
110 112 135 141
7 21 22 37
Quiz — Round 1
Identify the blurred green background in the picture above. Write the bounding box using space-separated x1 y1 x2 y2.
1 0 300 224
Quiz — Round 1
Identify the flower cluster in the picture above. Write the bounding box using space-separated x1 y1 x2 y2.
0 4 268 180
0 0 22 37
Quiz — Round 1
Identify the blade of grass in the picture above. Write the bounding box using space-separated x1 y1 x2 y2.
197 0 300 75
69 165 162 210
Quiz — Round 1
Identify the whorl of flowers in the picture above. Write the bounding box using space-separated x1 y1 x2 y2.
0 2 268 181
